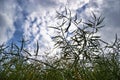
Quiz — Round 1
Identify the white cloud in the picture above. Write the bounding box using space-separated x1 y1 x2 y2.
18 0 92 57
0 0 16 44
1 0 119 58
0 13 14 44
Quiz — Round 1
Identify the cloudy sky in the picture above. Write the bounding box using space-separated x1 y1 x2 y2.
0 0 120 55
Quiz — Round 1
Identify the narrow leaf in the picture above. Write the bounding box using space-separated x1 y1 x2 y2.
49 26 60 30
65 6 67 15
35 41 39 56
65 19 71 32
92 11 96 20
97 17 105 26
74 13 77 22
84 22 93 27
23 49 32 56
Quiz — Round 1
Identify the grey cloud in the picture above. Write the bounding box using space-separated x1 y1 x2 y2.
102 0 120 28
76 3 88 14
88 0 120 28
88 0 120 41
0 13 15 44
0 0 16 44
15 0 58 17
101 0 120 41
36 0 57 7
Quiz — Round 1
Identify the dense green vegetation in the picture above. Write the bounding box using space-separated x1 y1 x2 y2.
0 9 120 80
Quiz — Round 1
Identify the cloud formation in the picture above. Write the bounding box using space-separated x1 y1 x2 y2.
0 0 119 56
0 0 16 44
20 0 89 56
88 0 120 41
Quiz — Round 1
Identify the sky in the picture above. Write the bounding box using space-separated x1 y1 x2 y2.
0 0 120 56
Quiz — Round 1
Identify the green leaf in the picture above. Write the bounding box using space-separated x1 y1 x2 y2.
65 7 68 15
84 22 93 27
91 36 101 39
92 11 96 20
65 19 71 32
97 25 104 28
23 49 32 56
74 13 77 22
49 26 60 30
35 41 39 56
97 17 105 26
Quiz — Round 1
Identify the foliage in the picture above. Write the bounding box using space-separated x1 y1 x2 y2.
0 9 120 80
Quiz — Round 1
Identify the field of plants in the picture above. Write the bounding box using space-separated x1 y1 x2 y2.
0 9 120 80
